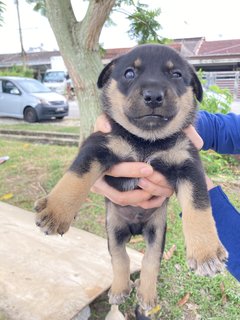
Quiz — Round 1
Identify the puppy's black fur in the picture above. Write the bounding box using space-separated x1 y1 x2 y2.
35 44 227 315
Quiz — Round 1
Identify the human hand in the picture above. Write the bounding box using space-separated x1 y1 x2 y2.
92 114 204 208
92 162 173 209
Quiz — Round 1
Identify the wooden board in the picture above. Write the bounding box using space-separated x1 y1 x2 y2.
0 201 143 320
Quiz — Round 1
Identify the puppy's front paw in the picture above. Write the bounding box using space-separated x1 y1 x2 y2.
34 196 76 236
108 280 133 305
135 279 157 312
187 242 228 277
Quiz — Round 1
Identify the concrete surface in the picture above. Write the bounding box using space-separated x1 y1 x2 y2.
0 202 143 320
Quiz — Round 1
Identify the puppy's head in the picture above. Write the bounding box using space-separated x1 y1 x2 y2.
98 44 202 141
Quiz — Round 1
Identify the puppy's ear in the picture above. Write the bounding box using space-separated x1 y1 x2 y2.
97 58 119 89
190 69 203 102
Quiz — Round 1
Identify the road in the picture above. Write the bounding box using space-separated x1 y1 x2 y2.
68 99 80 119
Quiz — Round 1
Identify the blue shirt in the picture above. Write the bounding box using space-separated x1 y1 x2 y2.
196 111 240 154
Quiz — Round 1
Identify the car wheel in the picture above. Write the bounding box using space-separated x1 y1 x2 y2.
56 116 64 120
24 107 38 123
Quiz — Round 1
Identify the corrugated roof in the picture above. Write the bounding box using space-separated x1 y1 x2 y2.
198 39 240 55
0 50 60 67
1 38 240 69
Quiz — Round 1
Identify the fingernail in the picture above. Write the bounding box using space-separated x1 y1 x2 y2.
140 166 152 176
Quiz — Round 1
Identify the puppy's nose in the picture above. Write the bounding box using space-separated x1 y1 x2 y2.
143 89 164 108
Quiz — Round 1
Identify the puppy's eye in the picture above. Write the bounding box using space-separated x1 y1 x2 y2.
171 70 182 79
124 68 135 80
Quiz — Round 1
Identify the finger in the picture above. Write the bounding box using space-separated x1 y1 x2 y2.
142 171 172 189
137 196 167 210
91 178 152 206
94 114 112 133
106 162 153 178
138 178 173 197
183 125 203 150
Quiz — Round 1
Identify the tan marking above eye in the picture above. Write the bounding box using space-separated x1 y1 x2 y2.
134 58 142 68
166 60 174 69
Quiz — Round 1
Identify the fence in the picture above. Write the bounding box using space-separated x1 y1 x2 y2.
203 71 240 100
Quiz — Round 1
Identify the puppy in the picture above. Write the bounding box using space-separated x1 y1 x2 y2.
35 44 227 315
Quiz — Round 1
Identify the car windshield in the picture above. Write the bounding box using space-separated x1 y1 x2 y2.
18 79 52 93
43 71 66 83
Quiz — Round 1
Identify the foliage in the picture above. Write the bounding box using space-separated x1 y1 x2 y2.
127 2 166 44
0 65 34 78
26 0 168 45
0 0 5 26
201 150 238 176
26 0 46 16
198 70 233 114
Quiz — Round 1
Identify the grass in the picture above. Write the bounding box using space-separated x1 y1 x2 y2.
0 138 240 320
0 121 80 134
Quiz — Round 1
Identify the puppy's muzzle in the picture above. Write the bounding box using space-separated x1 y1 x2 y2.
143 89 164 109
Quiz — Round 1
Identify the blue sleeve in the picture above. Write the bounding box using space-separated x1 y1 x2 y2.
196 111 240 154
209 186 240 281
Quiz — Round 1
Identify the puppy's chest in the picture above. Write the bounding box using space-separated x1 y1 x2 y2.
105 134 191 192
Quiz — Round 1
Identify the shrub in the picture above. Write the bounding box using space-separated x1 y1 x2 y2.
0 65 34 78
198 70 233 114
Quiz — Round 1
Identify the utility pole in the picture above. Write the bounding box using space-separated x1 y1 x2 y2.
15 0 27 69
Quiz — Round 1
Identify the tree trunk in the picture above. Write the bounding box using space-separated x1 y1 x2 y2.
45 0 116 141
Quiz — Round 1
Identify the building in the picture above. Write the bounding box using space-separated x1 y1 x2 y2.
0 37 240 98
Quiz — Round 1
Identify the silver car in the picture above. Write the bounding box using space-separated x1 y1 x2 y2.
0 76 69 122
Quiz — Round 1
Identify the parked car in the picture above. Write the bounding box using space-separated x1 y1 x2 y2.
0 76 69 122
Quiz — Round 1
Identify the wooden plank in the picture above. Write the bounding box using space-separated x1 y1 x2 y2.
0 201 143 320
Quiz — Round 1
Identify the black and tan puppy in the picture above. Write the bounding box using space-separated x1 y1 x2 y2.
35 44 227 314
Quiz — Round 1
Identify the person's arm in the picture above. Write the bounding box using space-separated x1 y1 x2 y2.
208 183 240 281
196 111 240 154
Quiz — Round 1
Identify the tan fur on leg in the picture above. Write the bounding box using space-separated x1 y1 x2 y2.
177 180 228 276
137 205 167 311
35 162 102 235
107 203 132 305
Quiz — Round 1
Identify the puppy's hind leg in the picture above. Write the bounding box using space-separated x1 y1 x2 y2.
106 202 133 305
136 202 167 313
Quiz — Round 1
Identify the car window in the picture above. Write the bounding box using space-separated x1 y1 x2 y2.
2 80 19 95
18 79 51 93
43 71 66 83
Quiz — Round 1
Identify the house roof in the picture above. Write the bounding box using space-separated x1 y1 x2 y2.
0 38 240 70
0 50 60 68
197 39 240 55
174 37 204 55
103 48 131 61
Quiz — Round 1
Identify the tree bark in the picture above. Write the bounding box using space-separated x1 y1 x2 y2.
45 0 116 141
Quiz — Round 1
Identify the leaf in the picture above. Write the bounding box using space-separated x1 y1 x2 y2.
177 293 190 306
0 193 14 201
146 304 161 316
163 244 176 260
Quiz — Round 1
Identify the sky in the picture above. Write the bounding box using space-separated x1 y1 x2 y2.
0 0 240 54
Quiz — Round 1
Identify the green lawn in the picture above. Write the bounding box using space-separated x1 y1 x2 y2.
0 138 239 320
0 122 80 134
